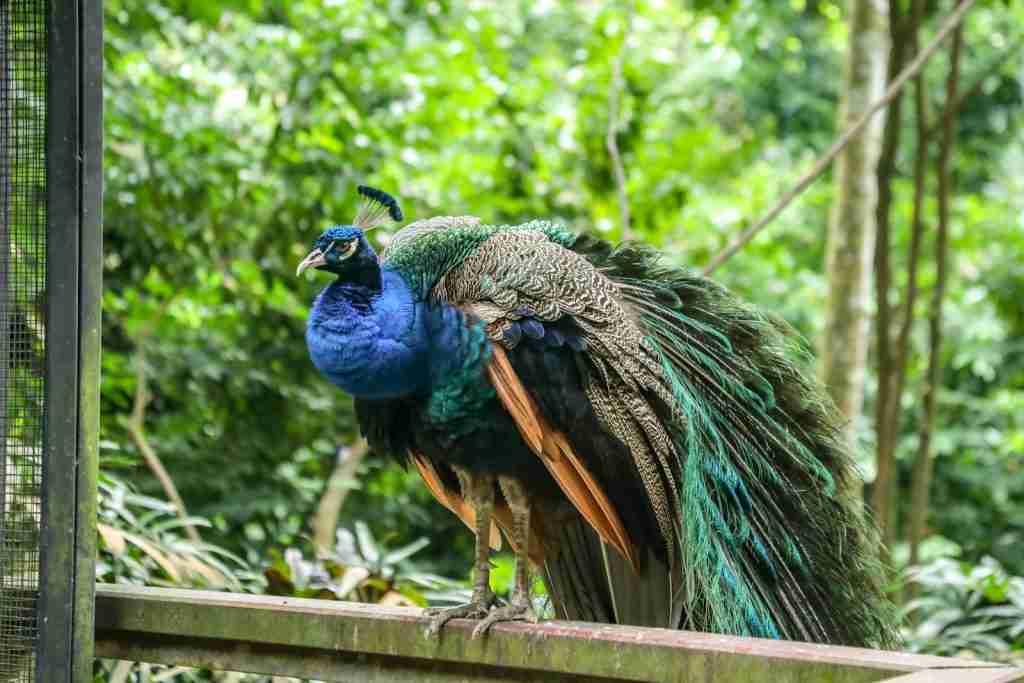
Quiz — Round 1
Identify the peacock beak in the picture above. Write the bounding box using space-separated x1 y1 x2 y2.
296 248 326 276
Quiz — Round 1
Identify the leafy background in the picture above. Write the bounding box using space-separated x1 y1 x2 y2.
93 0 1023 677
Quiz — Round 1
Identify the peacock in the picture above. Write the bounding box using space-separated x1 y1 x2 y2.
298 185 899 646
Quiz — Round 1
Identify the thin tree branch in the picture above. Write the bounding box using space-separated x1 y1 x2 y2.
607 1 634 242
909 21 963 570
703 0 977 276
124 293 202 544
127 343 202 544
312 440 368 554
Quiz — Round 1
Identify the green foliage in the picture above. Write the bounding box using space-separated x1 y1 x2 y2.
99 0 847 570
99 0 1024 659
903 557 1024 663
96 472 262 591
94 472 267 681
262 521 468 607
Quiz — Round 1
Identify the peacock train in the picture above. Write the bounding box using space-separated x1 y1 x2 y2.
298 185 898 647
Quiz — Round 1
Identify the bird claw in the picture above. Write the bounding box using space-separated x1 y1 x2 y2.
424 590 496 636
470 600 538 639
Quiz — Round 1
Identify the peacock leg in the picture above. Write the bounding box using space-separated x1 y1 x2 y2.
471 475 538 638
425 467 496 635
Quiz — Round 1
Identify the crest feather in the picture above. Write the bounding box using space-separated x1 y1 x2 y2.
354 185 403 230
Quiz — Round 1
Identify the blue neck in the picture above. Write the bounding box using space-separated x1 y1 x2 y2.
306 269 477 400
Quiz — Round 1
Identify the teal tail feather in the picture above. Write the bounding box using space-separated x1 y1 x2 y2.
570 235 900 648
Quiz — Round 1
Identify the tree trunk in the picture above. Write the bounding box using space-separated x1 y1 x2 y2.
882 0 930 551
820 0 890 458
870 0 908 547
908 23 962 570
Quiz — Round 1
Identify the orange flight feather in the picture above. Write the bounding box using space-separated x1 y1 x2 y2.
487 346 639 572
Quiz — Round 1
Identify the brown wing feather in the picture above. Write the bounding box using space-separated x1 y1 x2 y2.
487 346 639 572
410 451 502 551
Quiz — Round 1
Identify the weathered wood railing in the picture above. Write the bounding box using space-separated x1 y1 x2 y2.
95 585 1024 683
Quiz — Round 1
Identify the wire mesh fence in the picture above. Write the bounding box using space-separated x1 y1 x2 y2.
0 0 46 680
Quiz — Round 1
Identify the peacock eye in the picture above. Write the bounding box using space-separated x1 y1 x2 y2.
332 238 358 260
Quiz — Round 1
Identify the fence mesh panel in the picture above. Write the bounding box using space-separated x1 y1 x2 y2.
0 0 46 680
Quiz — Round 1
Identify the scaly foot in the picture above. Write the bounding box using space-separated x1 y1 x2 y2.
471 597 538 639
424 589 496 636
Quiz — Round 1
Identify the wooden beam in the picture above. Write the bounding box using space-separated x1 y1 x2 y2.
94 585 1024 683
884 671 1024 683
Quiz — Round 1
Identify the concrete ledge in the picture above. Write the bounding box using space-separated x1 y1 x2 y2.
94 584 1024 683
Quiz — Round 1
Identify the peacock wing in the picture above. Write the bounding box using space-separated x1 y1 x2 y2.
400 223 682 572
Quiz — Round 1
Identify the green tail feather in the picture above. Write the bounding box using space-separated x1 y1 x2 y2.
571 235 900 648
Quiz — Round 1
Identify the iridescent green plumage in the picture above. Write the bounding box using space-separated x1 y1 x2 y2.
374 216 898 647
383 218 574 299
424 320 495 433
583 238 896 644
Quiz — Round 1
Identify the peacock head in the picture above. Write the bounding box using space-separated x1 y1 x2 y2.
296 225 376 278
295 185 402 283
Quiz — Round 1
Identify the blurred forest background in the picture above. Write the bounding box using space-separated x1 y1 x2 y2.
95 0 1023 671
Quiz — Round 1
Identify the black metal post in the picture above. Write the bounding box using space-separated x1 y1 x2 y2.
36 0 101 680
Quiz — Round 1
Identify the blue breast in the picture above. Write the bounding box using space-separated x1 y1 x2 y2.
306 270 431 399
